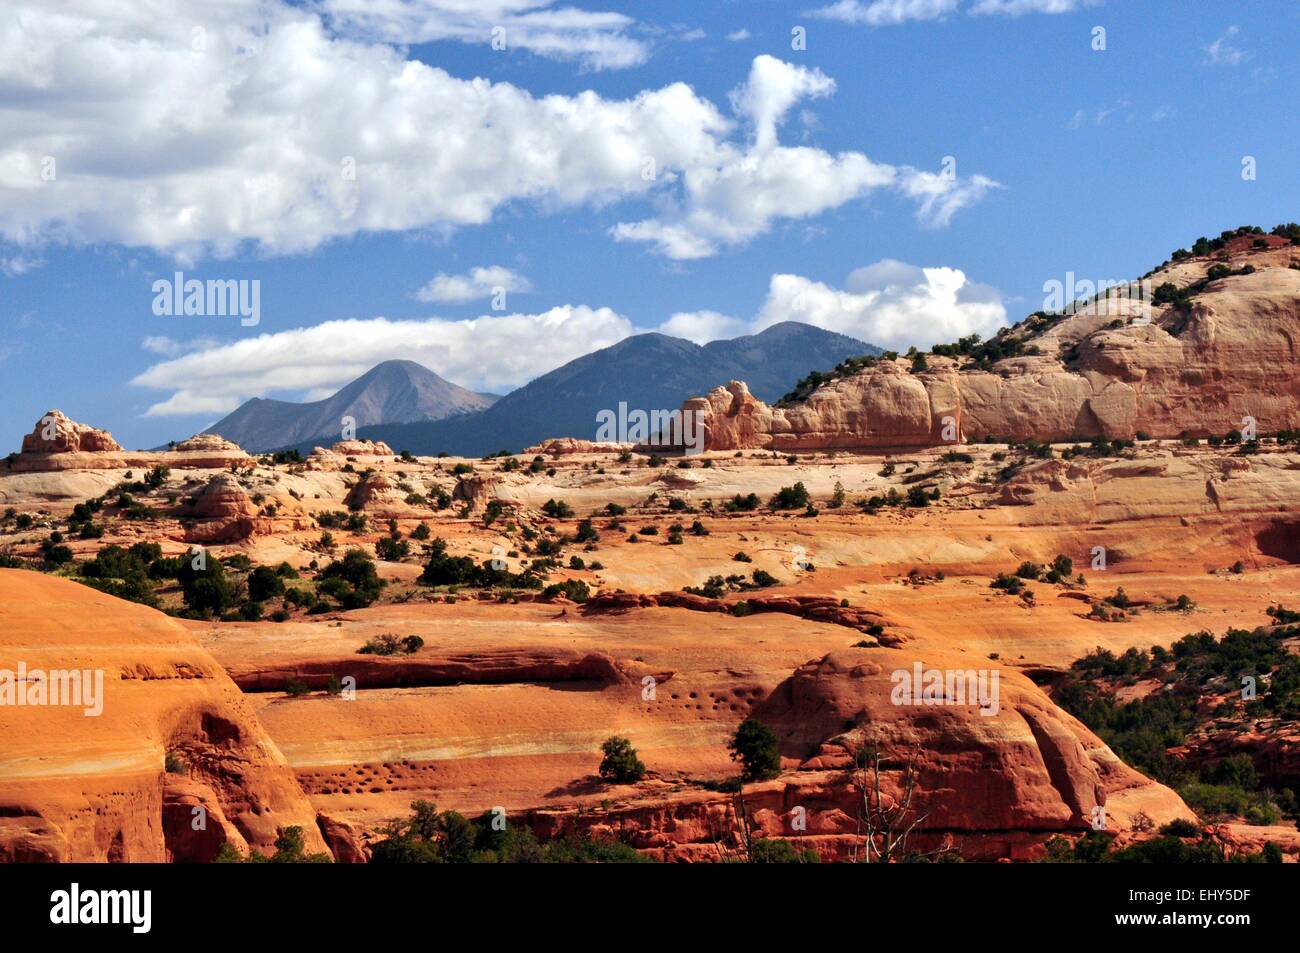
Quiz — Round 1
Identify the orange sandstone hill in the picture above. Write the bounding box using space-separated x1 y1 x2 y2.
684 235 1300 451
0 571 333 862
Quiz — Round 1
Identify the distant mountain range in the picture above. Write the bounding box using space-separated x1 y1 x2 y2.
205 360 498 452
286 322 877 457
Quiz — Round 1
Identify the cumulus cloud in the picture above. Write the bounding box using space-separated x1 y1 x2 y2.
131 305 632 416
415 265 532 303
0 6 995 263
612 57 994 258
754 260 1006 350
318 0 649 70
656 310 749 344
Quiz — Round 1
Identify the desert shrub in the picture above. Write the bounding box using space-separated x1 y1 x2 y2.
542 579 589 603
990 573 1024 593
770 482 810 510
247 565 286 602
177 556 236 615
598 736 646 784
749 839 820 864
374 536 410 561
317 549 384 608
724 493 761 512
729 718 781 782
541 499 574 519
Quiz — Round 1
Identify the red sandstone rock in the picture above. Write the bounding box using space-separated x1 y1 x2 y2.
184 473 268 544
316 813 368 863
0 569 330 862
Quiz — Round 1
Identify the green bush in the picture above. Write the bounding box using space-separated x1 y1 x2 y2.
247 565 285 602
770 482 810 510
729 718 781 782
598 736 646 784
317 549 384 608
749 838 820 863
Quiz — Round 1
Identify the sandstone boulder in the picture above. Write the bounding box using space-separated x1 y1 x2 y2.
184 473 266 544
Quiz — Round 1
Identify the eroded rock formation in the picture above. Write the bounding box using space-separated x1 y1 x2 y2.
20 409 123 454
685 249 1300 451
184 473 267 544
0 570 330 862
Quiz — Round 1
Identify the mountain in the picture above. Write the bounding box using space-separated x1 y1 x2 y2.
204 360 498 452
337 323 877 457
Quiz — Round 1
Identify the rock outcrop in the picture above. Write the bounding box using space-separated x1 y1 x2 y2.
223 648 664 693
10 414 250 472
524 438 630 456
331 439 394 457
530 648 1193 860
452 473 502 510
184 473 267 544
684 250 1300 451
756 650 1190 835
19 409 123 454
0 570 330 862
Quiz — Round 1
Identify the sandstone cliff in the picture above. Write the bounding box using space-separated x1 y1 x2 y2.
685 241 1300 451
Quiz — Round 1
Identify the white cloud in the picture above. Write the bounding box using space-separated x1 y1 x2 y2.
1204 26 1249 66
896 168 1001 228
613 57 995 258
726 29 752 41
318 0 649 70
0 6 995 263
131 305 633 415
808 0 959 26
415 265 532 303
754 260 1006 350
656 310 749 344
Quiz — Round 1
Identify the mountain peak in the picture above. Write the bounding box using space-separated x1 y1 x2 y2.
348 321 875 457
204 361 497 452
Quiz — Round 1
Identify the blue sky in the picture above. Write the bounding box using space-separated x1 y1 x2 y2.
1 0 1296 450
